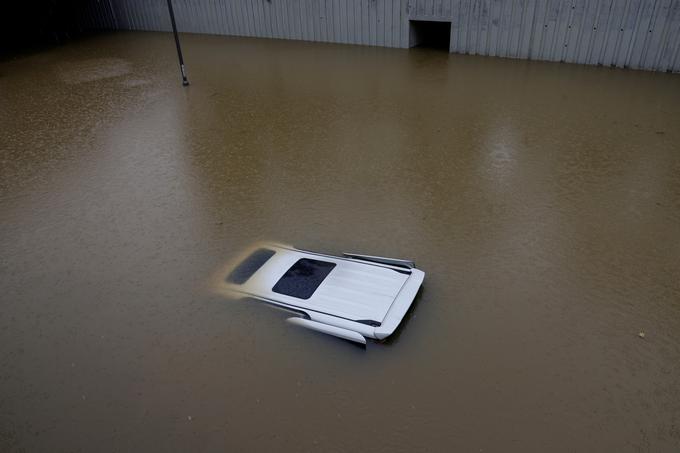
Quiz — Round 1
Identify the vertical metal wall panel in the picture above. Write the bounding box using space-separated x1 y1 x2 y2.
553 0 571 62
626 0 649 67
77 0 679 72
521 0 535 57
468 0 480 55
589 0 608 64
401 0 409 47
648 0 672 68
503 0 515 57
526 0 541 59
657 0 680 70
640 0 666 69
570 0 592 63
563 0 581 63
671 3 680 71
608 0 631 64
480 0 491 56
497 0 512 57
336 0 343 43
611 0 635 66
488 0 500 57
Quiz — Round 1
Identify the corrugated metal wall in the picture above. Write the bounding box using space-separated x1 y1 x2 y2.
82 0 680 72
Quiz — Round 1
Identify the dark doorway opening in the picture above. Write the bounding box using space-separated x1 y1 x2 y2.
409 20 451 51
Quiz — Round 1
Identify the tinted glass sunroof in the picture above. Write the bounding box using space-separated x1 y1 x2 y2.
226 249 276 284
272 258 336 299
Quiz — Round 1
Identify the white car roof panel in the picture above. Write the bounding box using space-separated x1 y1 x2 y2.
236 246 409 323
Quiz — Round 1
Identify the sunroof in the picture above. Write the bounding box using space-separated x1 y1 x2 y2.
226 248 276 284
272 258 336 299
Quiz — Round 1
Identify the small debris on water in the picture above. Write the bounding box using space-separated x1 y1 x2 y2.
638 331 645 339
187 415 192 421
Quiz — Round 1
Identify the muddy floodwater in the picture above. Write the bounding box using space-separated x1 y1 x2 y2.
1 31 680 452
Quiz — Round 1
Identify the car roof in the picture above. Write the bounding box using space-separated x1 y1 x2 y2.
225 244 411 323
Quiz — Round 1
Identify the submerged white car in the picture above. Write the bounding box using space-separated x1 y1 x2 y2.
215 243 424 344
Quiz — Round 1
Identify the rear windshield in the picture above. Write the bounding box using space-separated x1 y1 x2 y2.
272 258 336 299
226 249 276 284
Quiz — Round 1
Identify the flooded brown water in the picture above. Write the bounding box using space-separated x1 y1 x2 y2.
1 31 680 452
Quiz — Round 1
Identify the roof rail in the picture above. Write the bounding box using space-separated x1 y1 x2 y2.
343 253 415 269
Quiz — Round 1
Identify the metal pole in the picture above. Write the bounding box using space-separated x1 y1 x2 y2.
166 0 189 86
